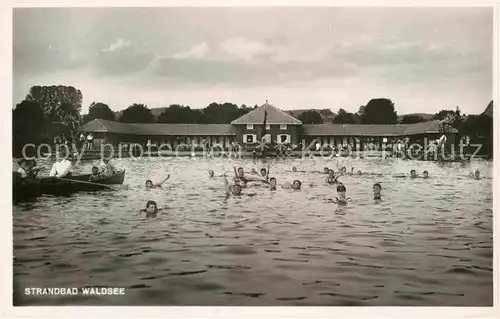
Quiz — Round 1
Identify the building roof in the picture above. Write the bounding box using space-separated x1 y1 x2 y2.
80 119 235 136
302 120 457 136
231 101 302 125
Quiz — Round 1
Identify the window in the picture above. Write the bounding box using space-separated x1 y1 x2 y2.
246 124 254 130
277 134 290 144
244 134 255 144
266 124 270 130
280 124 287 130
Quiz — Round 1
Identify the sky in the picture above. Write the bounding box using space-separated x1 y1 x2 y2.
13 7 493 115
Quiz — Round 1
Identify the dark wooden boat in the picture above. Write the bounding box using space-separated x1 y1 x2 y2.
63 169 126 185
13 172 42 202
39 177 111 196
39 170 125 196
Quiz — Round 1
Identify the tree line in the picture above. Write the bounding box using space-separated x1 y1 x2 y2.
13 85 493 158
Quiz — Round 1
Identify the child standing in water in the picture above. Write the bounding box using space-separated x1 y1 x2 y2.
334 184 350 205
373 183 382 200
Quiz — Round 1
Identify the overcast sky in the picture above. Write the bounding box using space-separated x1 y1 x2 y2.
13 7 493 115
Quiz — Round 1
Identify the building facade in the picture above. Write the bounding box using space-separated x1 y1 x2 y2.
80 101 457 152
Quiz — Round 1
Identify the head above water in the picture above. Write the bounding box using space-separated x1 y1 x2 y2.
92 166 99 174
373 183 381 193
410 170 417 178
341 167 347 174
337 184 347 193
251 168 257 174
292 180 302 189
474 170 480 179
145 180 153 188
328 169 335 176
423 171 429 179
269 177 277 186
237 167 244 176
292 167 297 172
232 184 242 195
208 170 215 177
145 200 158 214
357 170 362 175
260 168 267 176
323 167 329 174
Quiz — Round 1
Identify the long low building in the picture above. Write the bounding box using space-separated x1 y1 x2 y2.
80 101 457 150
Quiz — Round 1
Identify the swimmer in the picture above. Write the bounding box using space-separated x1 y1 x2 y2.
373 183 382 200
145 174 170 188
282 179 302 190
260 164 270 180
209 170 215 178
422 170 429 179
357 170 363 176
469 172 474 179
268 177 277 191
474 170 481 180
139 200 160 218
410 170 417 179
334 184 351 205
250 168 258 175
323 167 329 174
292 167 297 172
326 170 340 184
224 173 242 196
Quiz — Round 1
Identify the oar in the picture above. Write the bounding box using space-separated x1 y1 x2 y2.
56 177 120 191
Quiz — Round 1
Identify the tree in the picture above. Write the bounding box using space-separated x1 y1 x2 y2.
333 108 357 124
157 104 202 123
87 102 115 122
361 98 398 124
13 100 48 155
433 106 465 132
118 103 154 123
200 102 250 124
401 114 426 124
24 85 83 139
298 110 324 124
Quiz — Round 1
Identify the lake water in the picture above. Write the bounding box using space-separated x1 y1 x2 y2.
13 156 493 306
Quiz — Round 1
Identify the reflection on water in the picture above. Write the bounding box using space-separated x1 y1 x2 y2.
13 157 493 306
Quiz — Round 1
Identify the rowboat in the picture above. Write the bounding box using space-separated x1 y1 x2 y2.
13 173 42 202
63 169 126 185
13 170 126 200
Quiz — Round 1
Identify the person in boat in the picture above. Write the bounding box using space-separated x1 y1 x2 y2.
17 159 30 178
89 166 104 182
422 170 429 179
373 183 382 200
145 174 170 188
27 160 43 178
333 184 351 205
100 158 117 177
49 155 77 178
224 173 242 196
282 179 302 190
139 200 160 218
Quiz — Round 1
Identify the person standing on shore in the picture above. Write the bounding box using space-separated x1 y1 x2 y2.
87 133 93 150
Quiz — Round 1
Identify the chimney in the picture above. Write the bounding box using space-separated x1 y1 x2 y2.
266 100 268 104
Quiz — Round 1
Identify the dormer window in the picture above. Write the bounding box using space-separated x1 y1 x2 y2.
280 124 287 130
246 124 254 130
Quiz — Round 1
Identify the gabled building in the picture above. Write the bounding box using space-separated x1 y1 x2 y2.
230 101 302 145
